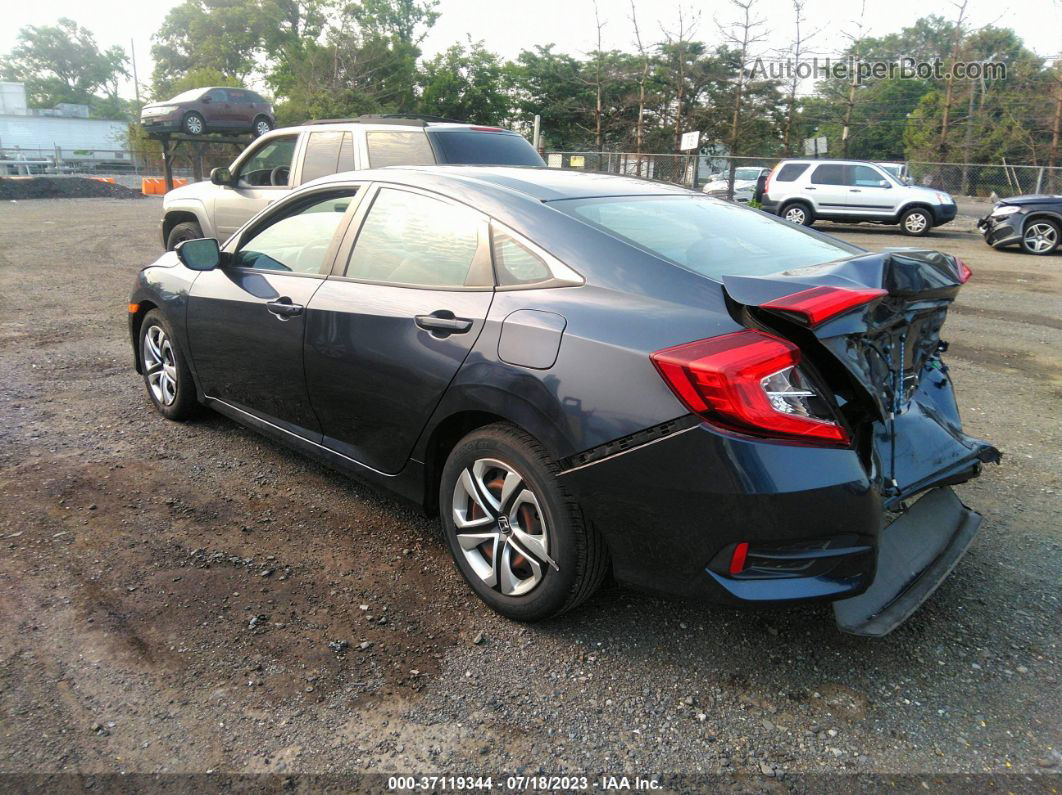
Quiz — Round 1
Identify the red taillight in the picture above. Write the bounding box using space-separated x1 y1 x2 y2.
760 286 887 327
957 259 972 283
763 164 778 196
650 330 849 445
729 542 749 575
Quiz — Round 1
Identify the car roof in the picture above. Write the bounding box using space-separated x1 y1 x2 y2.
776 158 887 167
306 165 696 202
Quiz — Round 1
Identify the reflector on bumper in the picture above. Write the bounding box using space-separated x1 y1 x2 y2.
833 486 981 637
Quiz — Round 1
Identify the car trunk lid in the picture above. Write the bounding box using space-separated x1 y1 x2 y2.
722 248 999 502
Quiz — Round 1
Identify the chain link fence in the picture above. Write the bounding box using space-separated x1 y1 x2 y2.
546 151 1062 199
0 146 237 188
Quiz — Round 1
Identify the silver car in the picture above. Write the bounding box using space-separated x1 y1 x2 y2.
761 159 957 236
159 117 544 249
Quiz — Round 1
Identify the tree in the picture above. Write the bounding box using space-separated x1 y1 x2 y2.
151 0 264 96
419 41 510 124
0 18 128 116
718 0 769 195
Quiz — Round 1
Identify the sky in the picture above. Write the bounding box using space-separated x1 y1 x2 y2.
2 0 1060 99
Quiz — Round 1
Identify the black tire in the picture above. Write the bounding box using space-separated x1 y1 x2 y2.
780 201 815 226
182 112 205 136
1020 218 1060 255
139 309 198 421
165 220 203 251
439 423 609 621
253 115 274 137
900 207 933 236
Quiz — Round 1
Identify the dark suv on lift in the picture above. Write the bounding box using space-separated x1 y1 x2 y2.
140 87 276 138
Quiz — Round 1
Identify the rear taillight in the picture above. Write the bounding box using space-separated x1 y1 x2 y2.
650 330 849 445
760 286 887 327
957 258 972 283
763 165 778 196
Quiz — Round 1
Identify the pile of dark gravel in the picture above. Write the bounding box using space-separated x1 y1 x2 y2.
0 177 145 200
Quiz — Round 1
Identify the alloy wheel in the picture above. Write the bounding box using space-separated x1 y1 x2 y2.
904 212 928 234
256 120 271 136
185 115 203 135
143 325 178 406
784 206 806 224
451 458 557 597
1023 222 1058 254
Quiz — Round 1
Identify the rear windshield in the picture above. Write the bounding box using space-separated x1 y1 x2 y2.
428 130 544 166
554 196 859 281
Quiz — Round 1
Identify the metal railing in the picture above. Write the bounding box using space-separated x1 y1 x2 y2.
0 146 233 182
545 151 1062 198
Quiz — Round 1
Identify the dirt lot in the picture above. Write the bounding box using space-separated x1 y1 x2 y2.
0 199 1059 783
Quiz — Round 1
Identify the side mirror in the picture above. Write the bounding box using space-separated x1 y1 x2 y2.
878 180 891 188
210 167 232 186
175 238 221 271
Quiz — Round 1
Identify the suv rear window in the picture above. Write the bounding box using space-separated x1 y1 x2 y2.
775 163 809 182
428 130 544 166
811 164 845 185
366 131 436 168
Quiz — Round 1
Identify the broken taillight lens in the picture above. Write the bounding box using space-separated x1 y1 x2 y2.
651 330 849 445
957 259 972 283
760 285 887 327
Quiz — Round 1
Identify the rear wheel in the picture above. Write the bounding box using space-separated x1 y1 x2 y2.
440 423 608 621
1021 219 1059 255
166 220 203 250
900 207 933 236
781 202 814 226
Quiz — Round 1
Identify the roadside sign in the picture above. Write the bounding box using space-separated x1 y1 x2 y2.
680 131 700 151
803 136 828 157
570 155 585 168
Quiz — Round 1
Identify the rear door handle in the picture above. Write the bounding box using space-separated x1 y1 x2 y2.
415 312 473 334
266 297 303 318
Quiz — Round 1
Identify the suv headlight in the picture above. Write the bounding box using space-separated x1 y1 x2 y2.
935 192 954 204
991 205 1021 217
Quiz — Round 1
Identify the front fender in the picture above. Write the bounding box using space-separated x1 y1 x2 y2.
162 196 215 240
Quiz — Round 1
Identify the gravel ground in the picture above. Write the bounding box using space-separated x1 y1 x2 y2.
0 177 145 201
0 199 1058 783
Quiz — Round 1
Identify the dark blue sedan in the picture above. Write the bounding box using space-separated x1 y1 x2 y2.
128 167 999 635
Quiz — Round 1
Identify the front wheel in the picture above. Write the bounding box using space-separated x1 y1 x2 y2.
182 112 205 136
1021 219 1059 255
166 220 203 250
139 310 198 421
900 207 933 236
439 424 608 621
253 115 274 137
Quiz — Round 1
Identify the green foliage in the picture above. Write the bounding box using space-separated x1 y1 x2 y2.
419 41 510 124
0 18 128 117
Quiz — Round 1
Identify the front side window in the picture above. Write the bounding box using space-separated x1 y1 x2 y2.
234 191 356 274
555 196 859 281
849 165 889 187
207 89 229 103
811 164 845 185
345 189 481 287
237 135 297 187
365 131 436 168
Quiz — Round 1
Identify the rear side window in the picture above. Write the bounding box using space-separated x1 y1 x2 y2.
775 163 809 182
302 131 355 183
811 164 845 185
428 130 545 166
345 189 482 287
492 230 551 286
365 131 436 168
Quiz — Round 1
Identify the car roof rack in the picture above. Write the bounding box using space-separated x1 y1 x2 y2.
300 114 468 128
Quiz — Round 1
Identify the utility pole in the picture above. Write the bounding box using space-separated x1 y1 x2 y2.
130 38 141 106
1050 67 1061 192
630 0 649 174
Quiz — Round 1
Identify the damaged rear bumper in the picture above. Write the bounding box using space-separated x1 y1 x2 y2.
833 486 981 636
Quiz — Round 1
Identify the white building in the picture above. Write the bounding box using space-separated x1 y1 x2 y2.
0 82 128 159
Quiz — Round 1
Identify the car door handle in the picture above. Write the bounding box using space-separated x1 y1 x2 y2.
415 313 473 333
804 186 816 190
851 189 862 193
266 298 303 318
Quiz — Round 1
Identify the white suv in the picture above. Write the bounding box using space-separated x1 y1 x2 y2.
159 116 544 249
760 159 956 236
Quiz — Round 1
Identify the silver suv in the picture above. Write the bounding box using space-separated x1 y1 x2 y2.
159 116 544 249
761 159 956 236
